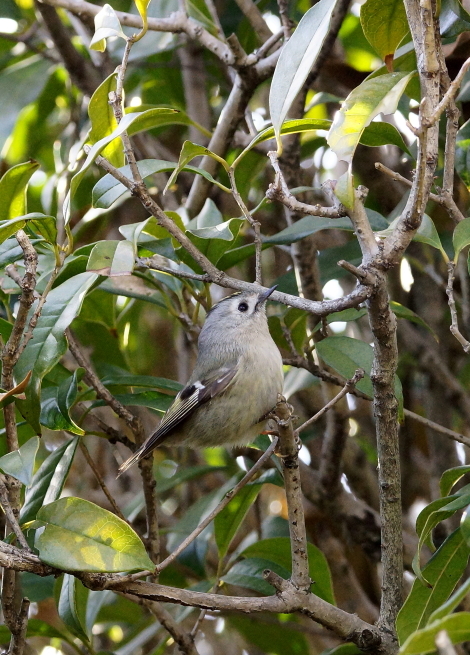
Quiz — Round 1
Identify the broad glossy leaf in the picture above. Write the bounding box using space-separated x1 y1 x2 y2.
155 464 226 494
0 436 39 486
15 272 98 430
164 141 229 194
35 497 154 572
360 0 409 60
0 370 32 409
428 576 470 624
87 240 135 276
92 390 173 413
20 437 79 524
0 160 39 221
453 216 470 261
90 4 126 51
99 277 167 308
58 574 89 643
0 212 55 246
215 483 263 560
360 122 411 156
222 557 290 595
233 118 332 167
440 466 470 498
396 529 470 644
413 492 470 584
398 612 470 654
316 336 374 397
441 0 470 38
240 537 335 604
327 72 414 206
378 214 446 257
87 72 123 168
390 301 437 340
40 370 85 435
92 159 228 209
185 218 244 268
269 0 337 151
134 0 151 36
64 108 179 222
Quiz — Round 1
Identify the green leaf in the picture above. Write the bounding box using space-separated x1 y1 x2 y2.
35 497 154 572
92 159 228 209
441 0 470 39
269 0 337 152
40 370 85 435
440 466 470 498
228 615 310 655
413 492 470 584
0 618 76 647
186 218 244 267
360 122 411 156
0 212 55 246
222 557 290 595
453 216 470 262
233 118 333 167
327 72 414 207
164 141 229 194
455 119 470 188
0 160 39 221
428 576 470 624
155 464 226 494
64 108 179 222
215 483 263 561
58 574 90 643
360 0 409 60
378 214 446 257
398 612 470 654
0 436 39 486
29 214 58 246
240 537 335 604
90 4 126 52
87 72 124 169
20 437 79 524
134 0 151 37
396 529 470 644
87 240 135 276
316 336 374 397
390 301 437 340
92 390 173 413
15 272 98 431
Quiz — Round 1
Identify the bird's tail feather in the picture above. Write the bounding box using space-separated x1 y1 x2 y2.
116 432 167 477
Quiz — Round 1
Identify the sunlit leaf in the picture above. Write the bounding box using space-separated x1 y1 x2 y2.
87 72 124 169
90 4 126 52
360 0 409 61
269 0 338 152
164 141 230 194
398 611 470 654
453 216 470 262
87 240 135 276
0 161 39 221
35 497 154 572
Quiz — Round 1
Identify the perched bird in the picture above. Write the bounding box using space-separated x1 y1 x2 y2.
118 286 283 476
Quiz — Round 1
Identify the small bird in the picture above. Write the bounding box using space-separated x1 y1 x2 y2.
118 286 283 476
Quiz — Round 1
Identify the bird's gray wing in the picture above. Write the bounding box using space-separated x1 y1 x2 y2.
117 364 238 476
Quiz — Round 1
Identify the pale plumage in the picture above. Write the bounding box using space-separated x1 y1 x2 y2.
118 286 283 476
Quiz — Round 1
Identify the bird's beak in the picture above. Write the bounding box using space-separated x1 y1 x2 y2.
256 285 277 309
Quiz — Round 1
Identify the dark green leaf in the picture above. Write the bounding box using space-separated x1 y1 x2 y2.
390 301 437 339
360 0 409 60
222 557 290 595
397 529 470 644
40 370 85 435
441 0 470 38
360 122 411 156
440 466 470 498
58 574 90 643
20 437 79 524
35 497 154 572
164 140 230 193
0 436 39 486
87 240 135 276
228 615 310 655
215 483 262 560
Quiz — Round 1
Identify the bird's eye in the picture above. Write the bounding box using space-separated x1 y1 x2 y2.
238 301 249 312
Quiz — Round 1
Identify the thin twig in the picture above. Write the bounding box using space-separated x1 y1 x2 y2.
154 438 278 573
0 476 31 551
273 397 310 592
79 441 128 523
446 261 470 354
144 599 200 655
234 0 272 41
228 168 262 284
423 56 470 127
8 596 30 655
267 152 346 218
404 409 470 448
296 370 364 435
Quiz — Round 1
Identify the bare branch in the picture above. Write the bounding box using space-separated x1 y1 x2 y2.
144 599 200 655
272 397 310 591
234 0 272 41
0 476 31 551
423 56 470 128
446 261 470 353
8 596 30 655
296 369 364 435
404 408 470 448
